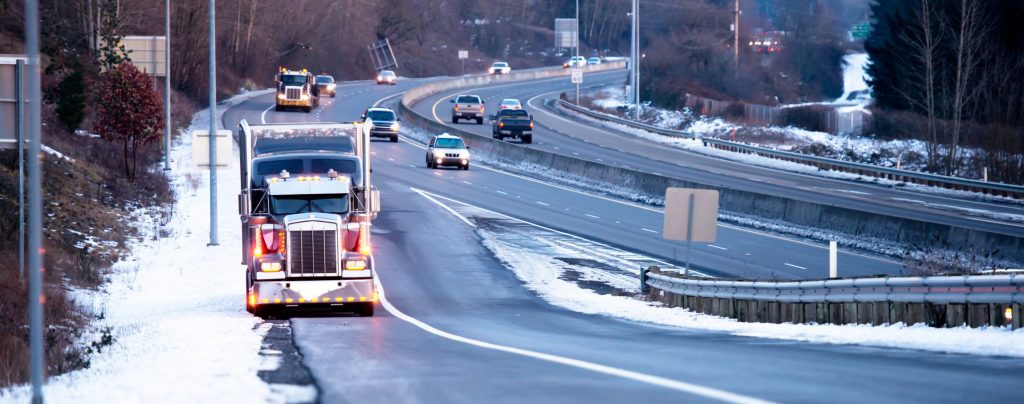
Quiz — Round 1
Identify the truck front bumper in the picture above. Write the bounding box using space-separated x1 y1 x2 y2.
250 278 376 306
277 99 312 108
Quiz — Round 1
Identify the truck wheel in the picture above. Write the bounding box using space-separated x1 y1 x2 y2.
331 93 336 98
476 117 483 125
357 303 375 317
275 105 282 112
303 107 311 113
452 116 459 124
522 135 533 144
390 135 398 143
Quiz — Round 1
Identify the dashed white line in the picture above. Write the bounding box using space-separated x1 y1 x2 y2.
585 214 601 219
496 190 509 195
572 152 580 156
707 245 728 251
536 201 550 206
784 263 807 270
462 180 474 185
641 228 658 233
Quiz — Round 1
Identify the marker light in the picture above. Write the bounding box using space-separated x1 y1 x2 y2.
1006 307 1014 322
357 224 372 255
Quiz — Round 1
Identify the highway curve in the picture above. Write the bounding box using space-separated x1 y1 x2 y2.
221 77 1024 403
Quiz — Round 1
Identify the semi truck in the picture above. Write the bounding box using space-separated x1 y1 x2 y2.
237 120 380 317
275 67 320 113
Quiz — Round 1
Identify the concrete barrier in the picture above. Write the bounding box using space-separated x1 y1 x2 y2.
398 65 1024 265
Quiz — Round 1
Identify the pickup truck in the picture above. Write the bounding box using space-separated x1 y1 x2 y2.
491 108 534 144
450 95 485 124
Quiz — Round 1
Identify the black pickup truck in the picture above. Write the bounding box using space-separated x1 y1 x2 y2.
490 109 534 144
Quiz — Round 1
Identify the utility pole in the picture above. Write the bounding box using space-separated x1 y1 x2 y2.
575 0 580 104
733 0 740 72
633 0 640 120
208 0 219 246
24 0 46 402
163 0 171 171
628 2 635 107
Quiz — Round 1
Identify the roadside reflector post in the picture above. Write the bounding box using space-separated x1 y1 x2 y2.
829 241 838 279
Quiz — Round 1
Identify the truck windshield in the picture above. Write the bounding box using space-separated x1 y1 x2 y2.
456 96 480 104
280 74 306 86
271 194 349 215
434 138 465 148
316 76 334 84
366 110 396 121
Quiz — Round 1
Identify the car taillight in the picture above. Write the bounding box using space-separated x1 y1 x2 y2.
529 122 534 129
454 105 459 111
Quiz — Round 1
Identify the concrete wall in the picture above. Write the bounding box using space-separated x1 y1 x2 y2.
399 64 1024 265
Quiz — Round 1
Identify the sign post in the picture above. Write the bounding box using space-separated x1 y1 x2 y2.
662 188 720 275
458 50 468 75
1 56 27 279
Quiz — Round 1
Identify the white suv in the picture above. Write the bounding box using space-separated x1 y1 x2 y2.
426 133 471 170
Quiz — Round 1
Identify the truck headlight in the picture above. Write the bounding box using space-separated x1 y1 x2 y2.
390 123 400 131
345 258 367 270
277 93 285 100
300 93 310 100
260 262 282 272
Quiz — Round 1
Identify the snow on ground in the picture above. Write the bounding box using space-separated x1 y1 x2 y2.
836 53 871 104
0 91 292 403
476 226 1024 358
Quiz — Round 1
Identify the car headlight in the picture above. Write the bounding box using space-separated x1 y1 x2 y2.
433 151 445 158
328 84 336 89
277 93 285 100
377 75 383 81
390 123 400 130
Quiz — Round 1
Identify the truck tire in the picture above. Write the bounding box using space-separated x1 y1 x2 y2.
463 163 470 170
304 107 311 113
522 134 533 144
331 93 336 98
390 135 398 143
357 303 375 317
476 117 483 125
452 116 458 124
275 105 282 112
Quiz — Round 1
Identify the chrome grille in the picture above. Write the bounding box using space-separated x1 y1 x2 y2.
445 153 460 158
286 88 301 100
288 229 338 275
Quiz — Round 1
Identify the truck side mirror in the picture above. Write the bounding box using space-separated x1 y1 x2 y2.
369 187 381 215
466 146 471 150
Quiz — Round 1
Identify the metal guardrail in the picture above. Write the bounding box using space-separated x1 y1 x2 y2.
645 270 1024 304
558 100 1024 200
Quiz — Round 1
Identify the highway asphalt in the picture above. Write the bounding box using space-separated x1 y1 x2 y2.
222 78 1024 403
410 70 1024 243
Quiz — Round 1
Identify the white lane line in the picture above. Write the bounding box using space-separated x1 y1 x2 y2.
554 146 561 150
708 245 728 251
462 180 474 185
408 164 416 168
585 213 601 219
434 172 443 176
388 158 395 162
536 201 550 206
784 263 807 270
402 189 769 404
496 190 509 195
597 158 604 162
572 152 580 156
641 228 658 233
260 104 275 124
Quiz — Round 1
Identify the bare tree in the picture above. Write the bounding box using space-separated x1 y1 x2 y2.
944 0 987 175
893 0 941 171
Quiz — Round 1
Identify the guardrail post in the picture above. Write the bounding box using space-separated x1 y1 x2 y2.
640 265 654 293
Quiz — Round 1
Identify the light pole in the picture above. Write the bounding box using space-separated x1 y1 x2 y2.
164 0 171 171
632 0 640 120
24 0 45 402
575 0 580 104
208 0 219 246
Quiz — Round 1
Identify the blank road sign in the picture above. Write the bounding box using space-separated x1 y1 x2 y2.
0 56 27 149
663 188 719 242
192 130 232 169
458 50 469 59
121 36 166 76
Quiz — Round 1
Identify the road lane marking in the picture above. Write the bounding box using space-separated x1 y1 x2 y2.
641 228 658 233
536 201 550 206
708 245 728 251
260 104 274 124
398 189 769 404
585 213 601 219
784 263 807 270
496 190 508 195
462 181 473 185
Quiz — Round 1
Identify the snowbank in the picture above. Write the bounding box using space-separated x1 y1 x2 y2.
0 93 288 403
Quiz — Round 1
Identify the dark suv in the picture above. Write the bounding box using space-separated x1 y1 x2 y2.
362 107 400 142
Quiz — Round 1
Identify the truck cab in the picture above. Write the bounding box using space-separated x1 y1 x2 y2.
275 67 320 113
490 108 534 144
238 121 380 317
